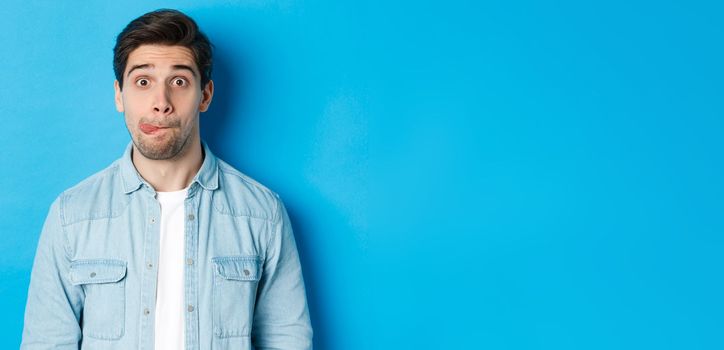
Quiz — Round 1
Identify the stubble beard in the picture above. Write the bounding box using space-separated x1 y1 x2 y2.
131 123 192 161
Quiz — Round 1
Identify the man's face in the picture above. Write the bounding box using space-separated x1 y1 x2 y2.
114 44 213 160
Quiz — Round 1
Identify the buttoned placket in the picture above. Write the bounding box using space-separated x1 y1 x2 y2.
140 187 162 350
184 184 201 350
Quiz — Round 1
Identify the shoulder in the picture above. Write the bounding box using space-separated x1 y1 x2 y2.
56 160 129 226
212 158 283 222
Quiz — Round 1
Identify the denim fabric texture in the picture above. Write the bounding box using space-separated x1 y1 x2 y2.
21 141 313 350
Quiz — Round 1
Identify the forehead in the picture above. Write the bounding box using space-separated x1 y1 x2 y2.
125 45 197 73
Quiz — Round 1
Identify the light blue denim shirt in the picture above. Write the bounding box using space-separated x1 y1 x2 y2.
21 141 313 350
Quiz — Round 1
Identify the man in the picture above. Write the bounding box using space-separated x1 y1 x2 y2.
21 9 313 350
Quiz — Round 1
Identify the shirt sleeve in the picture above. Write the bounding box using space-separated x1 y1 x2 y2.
21 196 83 349
251 197 313 349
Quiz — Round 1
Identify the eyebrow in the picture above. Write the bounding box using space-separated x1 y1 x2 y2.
126 64 198 78
126 64 150 77
171 64 198 77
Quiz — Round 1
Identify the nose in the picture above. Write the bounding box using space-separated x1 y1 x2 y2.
152 85 173 116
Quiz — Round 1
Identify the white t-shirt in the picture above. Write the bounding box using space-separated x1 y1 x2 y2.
154 187 188 350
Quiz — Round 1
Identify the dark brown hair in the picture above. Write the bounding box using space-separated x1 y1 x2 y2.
113 9 213 90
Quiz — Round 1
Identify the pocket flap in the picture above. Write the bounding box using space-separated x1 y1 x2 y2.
212 256 261 281
70 259 127 285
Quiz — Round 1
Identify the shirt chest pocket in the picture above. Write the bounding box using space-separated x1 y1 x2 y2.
69 259 127 340
212 256 261 338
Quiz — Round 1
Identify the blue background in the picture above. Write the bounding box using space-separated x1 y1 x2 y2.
1 1 723 349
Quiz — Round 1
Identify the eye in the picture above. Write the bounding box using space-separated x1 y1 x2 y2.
172 78 188 87
135 78 150 87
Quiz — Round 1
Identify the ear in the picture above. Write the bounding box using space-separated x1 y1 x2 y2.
199 80 214 112
114 80 124 113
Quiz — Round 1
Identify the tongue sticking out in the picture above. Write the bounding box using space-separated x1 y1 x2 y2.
140 123 161 134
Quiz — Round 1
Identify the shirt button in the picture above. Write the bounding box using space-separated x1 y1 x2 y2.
144 308 150 315
146 262 153 269
187 214 195 221
90 272 96 278
243 269 250 276
187 304 194 312
187 258 194 266
150 217 156 224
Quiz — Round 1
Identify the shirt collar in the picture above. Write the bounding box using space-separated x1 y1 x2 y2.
120 140 220 194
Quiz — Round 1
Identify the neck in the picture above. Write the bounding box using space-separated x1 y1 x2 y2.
131 135 204 192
